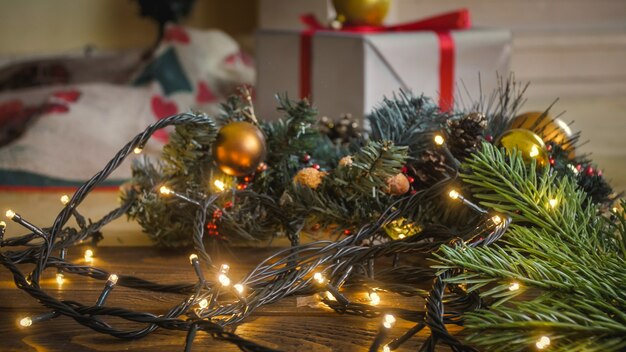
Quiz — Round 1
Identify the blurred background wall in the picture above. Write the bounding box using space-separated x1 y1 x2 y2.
0 0 257 55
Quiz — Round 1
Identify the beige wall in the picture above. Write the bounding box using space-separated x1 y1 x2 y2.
0 0 257 55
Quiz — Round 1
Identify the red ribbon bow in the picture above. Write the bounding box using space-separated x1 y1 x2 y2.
299 9 471 111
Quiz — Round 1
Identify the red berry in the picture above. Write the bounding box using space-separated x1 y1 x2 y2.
546 144 553 151
549 158 555 166
598 170 603 177
302 154 311 163
401 166 408 174
343 229 351 235
485 135 494 142
586 166 595 176
312 164 320 170
407 176 415 183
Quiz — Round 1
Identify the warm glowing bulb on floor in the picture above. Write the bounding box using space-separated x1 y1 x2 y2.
434 135 445 145
133 147 143 154
383 345 391 352
19 317 32 327
313 272 325 284
220 264 230 273
218 273 231 287
5 209 16 219
159 186 172 195
369 291 381 305
536 336 550 349
189 254 198 263
198 298 208 309
0 220 6 228
325 291 336 301
234 284 244 295
56 273 64 286
60 195 70 205
214 180 226 192
108 274 119 285
382 314 396 329
84 249 94 263
448 190 460 200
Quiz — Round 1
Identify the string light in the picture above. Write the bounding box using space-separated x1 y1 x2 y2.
449 190 460 200
133 147 143 154
383 345 391 352
5 209 16 219
84 249 94 263
95 274 118 307
189 254 198 264
234 284 245 295
220 264 230 273
313 272 326 284
159 186 172 195
508 282 520 291
108 274 119 285
382 314 396 329
19 317 32 327
434 134 445 146
369 291 381 305
198 298 209 309
548 199 558 208
491 215 502 225
536 336 551 349
0 220 5 228
60 195 70 205
56 273 64 286
397 234 406 239
325 291 336 301
218 273 231 287
214 180 226 192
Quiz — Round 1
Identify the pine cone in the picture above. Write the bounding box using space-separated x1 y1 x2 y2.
446 112 487 159
411 150 448 188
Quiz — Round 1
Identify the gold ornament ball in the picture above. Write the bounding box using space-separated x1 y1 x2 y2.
332 0 390 26
213 121 266 177
498 129 549 167
385 173 410 195
511 111 575 156
293 167 327 189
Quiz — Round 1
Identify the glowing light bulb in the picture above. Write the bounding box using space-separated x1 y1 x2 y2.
0 220 6 228
398 234 406 239
84 249 94 263
508 282 520 291
56 273 64 286
529 146 540 158
548 199 558 208
325 291 336 301
434 135 445 146
60 195 70 205
19 317 32 327
214 180 226 192
189 254 198 264
313 272 325 284
5 209 16 219
218 273 231 287
159 186 172 195
369 291 381 306
536 336 550 349
491 215 502 225
382 314 396 329
220 264 230 273
234 284 244 295
108 274 119 285
383 345 391 352
448 190 460 200
198 298 208 309
133 147 143 154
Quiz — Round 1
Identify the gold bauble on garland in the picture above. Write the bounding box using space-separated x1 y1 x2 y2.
498 129 549 167
213 121 267 177
511 111 575 155
332 0 391 26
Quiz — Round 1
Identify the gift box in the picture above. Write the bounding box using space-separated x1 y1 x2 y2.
256 11 511 122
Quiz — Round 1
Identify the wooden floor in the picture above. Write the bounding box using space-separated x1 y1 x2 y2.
0 247 456 352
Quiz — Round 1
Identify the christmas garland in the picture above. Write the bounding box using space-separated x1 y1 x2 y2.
1 81 625 351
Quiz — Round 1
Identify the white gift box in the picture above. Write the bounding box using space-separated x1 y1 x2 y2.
256 28 511 122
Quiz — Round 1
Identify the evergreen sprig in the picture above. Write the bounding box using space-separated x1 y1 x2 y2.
434 143 626 351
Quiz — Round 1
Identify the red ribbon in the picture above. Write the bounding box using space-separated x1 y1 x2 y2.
299 9 471 111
